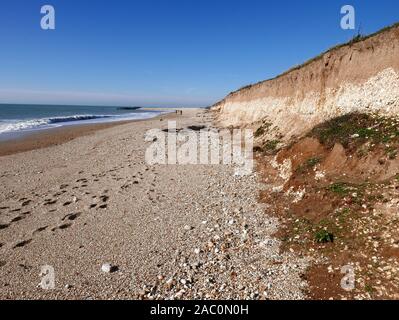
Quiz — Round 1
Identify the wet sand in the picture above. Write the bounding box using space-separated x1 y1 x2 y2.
0 113 173 157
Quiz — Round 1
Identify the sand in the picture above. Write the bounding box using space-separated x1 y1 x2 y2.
0 109 307 299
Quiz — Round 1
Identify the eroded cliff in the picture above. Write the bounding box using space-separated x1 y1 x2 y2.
213 24 399 140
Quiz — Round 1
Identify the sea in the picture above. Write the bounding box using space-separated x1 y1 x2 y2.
0 104 164 140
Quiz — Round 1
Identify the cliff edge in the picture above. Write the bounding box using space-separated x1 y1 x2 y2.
213 23 399 141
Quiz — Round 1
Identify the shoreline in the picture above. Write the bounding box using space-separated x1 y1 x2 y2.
0 112 173 157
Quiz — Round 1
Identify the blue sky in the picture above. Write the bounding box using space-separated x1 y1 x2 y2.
0 0 398 107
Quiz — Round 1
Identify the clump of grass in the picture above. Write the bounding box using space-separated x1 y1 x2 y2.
386 146 398 159
336 207 351 224
329 182 349 195
263 140 280 153
365 284 374 294
296 157 321 173
309 113 399 153
309 113 376 148
307 157 321 167
253 139 281 155
254 121 272 138
315 230 334 243
348 33 365 45
356 127 377 139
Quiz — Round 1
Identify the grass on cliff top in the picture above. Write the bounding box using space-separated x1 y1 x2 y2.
307 113 399 152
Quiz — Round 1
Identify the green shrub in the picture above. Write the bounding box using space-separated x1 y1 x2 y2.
296 157 321 173
264 140 280 152
328 182 349 195
315 230 334 243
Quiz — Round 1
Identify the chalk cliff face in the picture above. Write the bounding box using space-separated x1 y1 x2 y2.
213 24 399 139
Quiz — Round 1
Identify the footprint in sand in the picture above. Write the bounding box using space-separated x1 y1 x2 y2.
18 263 32 271
9 208 21 213
51 223 72 231
13 239 32 249
10 216 25 223
21 200 32 207
120 181 132 190
33 226 48 234
0 224 9 230
100 195 109 203
44 199 57 206
63 201 72 207
62 213 81 221
98 204 107 209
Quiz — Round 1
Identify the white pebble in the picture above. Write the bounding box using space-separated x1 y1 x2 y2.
101 263 112 273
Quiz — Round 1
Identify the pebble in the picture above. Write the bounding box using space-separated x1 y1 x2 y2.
101 263 115 273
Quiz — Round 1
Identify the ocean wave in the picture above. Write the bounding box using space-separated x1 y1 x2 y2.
0 114 113 134
47 114 112 124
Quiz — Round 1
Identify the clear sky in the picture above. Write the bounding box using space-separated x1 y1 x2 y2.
0 0 398 107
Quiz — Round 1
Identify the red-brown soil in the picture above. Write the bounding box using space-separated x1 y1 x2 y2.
257 113 399 299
